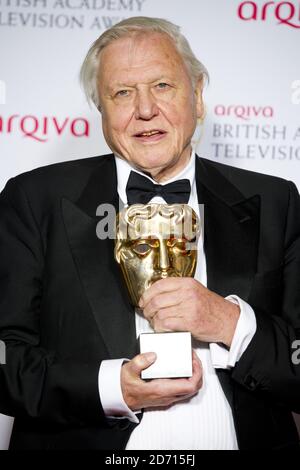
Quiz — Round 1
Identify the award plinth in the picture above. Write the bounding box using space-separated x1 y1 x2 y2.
139 331 192 379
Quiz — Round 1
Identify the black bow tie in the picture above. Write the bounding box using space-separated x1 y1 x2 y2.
126 171 191 205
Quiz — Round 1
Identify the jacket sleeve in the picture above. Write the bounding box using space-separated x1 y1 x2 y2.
0 177 105 426
232 181 300 413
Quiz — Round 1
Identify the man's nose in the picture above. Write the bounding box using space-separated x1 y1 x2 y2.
134 89 159 120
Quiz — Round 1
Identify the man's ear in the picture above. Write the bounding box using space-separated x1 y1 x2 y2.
195 77 204 120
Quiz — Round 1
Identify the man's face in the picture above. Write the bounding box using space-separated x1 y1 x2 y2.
115 206 198 307
98 33 203 181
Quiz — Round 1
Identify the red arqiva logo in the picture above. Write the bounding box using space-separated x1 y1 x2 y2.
214 105 274 120
238 1 300 28
0 114 90 142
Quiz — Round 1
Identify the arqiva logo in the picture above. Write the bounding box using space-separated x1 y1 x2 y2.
214 104 274 120
238 1 300 28
0 114 90 142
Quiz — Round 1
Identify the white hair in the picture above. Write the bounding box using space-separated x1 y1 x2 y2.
79 16 209 109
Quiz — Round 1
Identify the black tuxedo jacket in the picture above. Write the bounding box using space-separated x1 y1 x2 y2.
0 154 299 450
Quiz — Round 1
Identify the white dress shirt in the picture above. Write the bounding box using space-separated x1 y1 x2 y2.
98 152 257 450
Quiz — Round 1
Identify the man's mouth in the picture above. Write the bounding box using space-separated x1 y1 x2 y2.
133 129 167 141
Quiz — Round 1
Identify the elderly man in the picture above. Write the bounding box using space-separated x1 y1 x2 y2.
0 16 299 450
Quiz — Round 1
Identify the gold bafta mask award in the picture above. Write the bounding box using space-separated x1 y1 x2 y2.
115 203 200 379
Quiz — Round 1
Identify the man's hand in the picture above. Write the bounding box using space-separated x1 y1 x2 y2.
139 278 240 348
121 350 202 411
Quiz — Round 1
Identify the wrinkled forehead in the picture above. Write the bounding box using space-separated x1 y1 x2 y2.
100 31 180 66
98 32 188 88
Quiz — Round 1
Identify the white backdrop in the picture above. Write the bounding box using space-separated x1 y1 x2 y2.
0 0 300 449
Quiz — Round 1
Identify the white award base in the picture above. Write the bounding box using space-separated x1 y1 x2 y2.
139 331 192 379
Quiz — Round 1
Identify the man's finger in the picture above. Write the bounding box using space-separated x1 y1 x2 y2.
143 294 183 320
153 315 186 333
140 277 184 308
147 375 201 397
130 352 157 375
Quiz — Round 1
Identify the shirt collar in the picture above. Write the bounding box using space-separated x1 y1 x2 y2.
115 151 196 205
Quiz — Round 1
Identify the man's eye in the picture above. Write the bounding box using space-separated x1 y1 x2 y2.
133 243 151 256
116 90 130 97
156 82 169 90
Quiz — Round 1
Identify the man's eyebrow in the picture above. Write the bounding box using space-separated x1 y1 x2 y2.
111 82 135 88
105 83 131 94
109 76 171 90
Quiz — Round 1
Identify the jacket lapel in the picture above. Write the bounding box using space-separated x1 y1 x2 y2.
62 156 137 360
196 157 260 300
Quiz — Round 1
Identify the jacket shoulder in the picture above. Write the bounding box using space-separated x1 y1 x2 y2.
5 154 113 198
1 154 115 216
13 154 112 186
198 157 294 195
